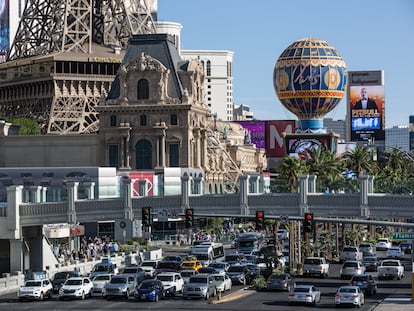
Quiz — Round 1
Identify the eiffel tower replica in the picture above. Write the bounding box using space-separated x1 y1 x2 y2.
0 0 156 134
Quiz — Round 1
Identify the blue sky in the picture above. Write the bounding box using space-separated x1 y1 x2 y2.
158 0 414 128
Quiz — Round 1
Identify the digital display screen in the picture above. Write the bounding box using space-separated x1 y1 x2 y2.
351 117 381 131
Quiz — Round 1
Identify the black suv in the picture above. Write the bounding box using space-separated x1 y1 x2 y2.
51 270 81 293
350 274 378 296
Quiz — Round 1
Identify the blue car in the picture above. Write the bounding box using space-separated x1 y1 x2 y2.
134 279 165 302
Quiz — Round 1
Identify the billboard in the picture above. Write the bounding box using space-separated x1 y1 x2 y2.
234 120 265 148
0 0 9 63
350 85 385 141
265 120 296 157
283 134 338 158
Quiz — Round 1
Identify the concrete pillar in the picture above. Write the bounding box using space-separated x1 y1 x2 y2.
7 185 23 239
194 176 203 194
367 175 374 194
10 239 23 273
66 182 78 224
308 175 317 193
239 175 249 215
138 180 148 197
122 177 133 220
83 182 95 200
299 174 309 216
181 173 190 211
359 175 370 218
249 175 258 194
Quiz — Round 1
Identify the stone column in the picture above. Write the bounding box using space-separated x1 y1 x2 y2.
308 175 317 193
122 176 133 220
239 175 249 216
299 174 309 216
138 179 148 197
83 182 95 200
9 239 23 273
7 185 23 239
359 175 370 218
66 182 78 224
181 173 190 212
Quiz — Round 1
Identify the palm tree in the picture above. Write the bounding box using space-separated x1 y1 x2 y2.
342 146 377 177
279 156 308 192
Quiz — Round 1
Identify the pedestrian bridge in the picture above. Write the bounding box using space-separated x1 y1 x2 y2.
3 174 414 234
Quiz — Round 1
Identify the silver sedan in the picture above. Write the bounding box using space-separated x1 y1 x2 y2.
288 284 321 306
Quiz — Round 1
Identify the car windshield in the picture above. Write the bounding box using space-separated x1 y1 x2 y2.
228 266 244 272
93 275 111 281
157 275 173 282
344 262 358 267
110 277 127 284
213 276 224 282
269 274 286 280
25 281 41 287
181 271 195 277
54 273 68 280
157 262 178 269
383 261 398 266
363 257 376 262
189 277 208 284
123 268 138 274
141 262 156 267
93 265 109 272
182 262 194 267
66 279 82 285
140 281 160 289
294 287 310 293
304 259 321 264
340 287 357 293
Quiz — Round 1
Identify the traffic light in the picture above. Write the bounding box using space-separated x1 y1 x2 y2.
304 212 313 233
255 210 265 230
142 207 152 227
185 208 194 228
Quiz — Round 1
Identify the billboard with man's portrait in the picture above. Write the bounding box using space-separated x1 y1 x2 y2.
349 85 385 141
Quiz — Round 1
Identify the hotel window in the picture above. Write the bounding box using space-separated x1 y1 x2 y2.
137 79 149 99
136 139 152 169
169 143 179 167
108 145 119 167
140 114 147 126
110 115 117 127
170 114 178 125
206 60 211 76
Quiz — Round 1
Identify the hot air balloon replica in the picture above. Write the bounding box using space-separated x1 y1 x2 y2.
273 37 347 156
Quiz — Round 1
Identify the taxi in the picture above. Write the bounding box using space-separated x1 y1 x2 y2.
180 259 203 271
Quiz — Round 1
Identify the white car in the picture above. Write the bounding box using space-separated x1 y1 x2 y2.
180 269 198 284
277 229 289 240
288 285 321 306
92 274 113 294
386 247 404 259
376 238 392 251
140 260 158 278
18 278 53 301
59 277 94 300
211 273 232 292
335 285 365 308
156 272 184 296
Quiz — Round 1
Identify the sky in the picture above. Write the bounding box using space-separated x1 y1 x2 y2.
158 0 414 128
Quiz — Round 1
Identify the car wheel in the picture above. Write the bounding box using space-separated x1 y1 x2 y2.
39 292 44 301
59 296 64 301
81 291 85 300
205 291 210 300
155 294 159 302
213 288 217 297
125 290 130 299
287 285 291 292
48 291 53 299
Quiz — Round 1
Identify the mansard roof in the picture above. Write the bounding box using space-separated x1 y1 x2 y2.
107 34 186 100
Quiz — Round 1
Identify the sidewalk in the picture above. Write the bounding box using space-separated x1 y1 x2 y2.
373 296 412 311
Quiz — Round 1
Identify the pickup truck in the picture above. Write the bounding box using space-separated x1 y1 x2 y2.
378 259 404 280
303 257 329 278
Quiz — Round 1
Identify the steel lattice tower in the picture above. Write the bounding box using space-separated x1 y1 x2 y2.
0 0 157 134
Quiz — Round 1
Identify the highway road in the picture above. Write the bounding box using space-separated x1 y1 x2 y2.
0 249 411 311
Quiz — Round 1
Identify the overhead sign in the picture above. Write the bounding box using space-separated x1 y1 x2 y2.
392 232 414 240
157 209 180 221
280 215 289 224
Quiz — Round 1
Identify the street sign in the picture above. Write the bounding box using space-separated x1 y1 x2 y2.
280 215 289 224
157 209 180 221
392 232 414 240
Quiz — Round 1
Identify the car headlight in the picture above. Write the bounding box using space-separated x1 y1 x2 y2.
149 290 156 295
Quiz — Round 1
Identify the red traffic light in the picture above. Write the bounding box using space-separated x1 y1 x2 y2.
186 210 193 216
143 209 149 215
305 214 312 220
256 212 263 218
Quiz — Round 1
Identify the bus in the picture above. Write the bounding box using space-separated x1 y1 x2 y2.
190 242 225 266
237 232 265 254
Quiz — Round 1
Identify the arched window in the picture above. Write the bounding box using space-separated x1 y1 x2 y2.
170 114 177 125
137 79 149 99
136 139 152 169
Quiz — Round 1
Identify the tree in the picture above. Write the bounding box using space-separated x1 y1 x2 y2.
2 117 41 135
279 156 308 192
342 146 377 177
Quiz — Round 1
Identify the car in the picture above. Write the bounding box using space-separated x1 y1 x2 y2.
230 238 238 249
359 243 375 256
277 229 289 240
134 279 165 302
226 264 254 286
340 260 366 279
399 242 412 254
180 269 198 284
182 274 217 300
224 253 246 265
162 255 184 264
90 261 119 279
18 278 53 301
155 272 184 296
378 259 405 280
350 274 378 296
288 284 321 306
244 254 258 264
266 273 295 292
51 270 81 293
376 238 392 251
386 246 404 259
340 246 363 262
91 274 113 294
181 259 203 271
120 265 146 283
140 260 159 278
303 257 330 278
362 256 380 272
59 276 94 300
211 273 232 292
335 285 365 308
102 275 137 300
155 261 182 274
208 262 230 274
197 267 217 274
